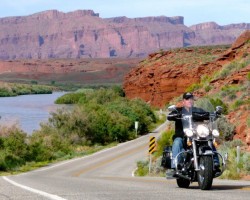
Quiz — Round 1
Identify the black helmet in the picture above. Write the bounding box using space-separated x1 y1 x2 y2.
183 92 194 100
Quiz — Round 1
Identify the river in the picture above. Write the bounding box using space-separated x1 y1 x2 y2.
0 92 67 134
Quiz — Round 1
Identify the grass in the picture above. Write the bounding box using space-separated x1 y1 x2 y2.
219 140 250 179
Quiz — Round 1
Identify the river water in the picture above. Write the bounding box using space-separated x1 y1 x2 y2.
0 92 67 134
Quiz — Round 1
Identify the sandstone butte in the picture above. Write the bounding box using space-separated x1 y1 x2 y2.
123 30 250 150
0 9 250 60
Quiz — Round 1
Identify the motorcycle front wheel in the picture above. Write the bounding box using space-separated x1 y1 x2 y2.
197 156 213 190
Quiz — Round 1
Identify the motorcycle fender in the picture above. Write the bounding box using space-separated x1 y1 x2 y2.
198 146 214 156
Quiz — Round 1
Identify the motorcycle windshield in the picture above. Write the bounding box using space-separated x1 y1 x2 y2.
181 107 193 131
181 106 213 138
191 101 219 133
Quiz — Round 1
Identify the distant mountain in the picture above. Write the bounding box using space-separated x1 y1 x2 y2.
0 9 249 60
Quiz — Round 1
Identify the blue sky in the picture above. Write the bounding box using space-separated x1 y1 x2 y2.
0 0 249 26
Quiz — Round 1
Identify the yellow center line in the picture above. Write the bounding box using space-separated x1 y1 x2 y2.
72 143 147 177
241 187 250 191
98 176 176 184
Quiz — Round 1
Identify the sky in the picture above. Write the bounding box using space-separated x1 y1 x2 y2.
0 0 249 26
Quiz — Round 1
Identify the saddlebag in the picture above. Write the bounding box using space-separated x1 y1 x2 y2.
161 146 172 169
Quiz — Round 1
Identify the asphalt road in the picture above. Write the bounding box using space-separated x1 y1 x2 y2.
1 121 250 200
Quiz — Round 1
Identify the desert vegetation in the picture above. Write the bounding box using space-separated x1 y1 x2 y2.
0 82 53 97
0 87 163 173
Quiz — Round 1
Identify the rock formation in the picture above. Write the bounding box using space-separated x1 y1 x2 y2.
0 10 249 60
123 31 250 107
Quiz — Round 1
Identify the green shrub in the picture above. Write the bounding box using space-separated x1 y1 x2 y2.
28 127 72 162
86 88 120 105
55 92 86 104
0 152 7 171
228 93 237 101
30 85 52 94
247 72 250 81
186 83 201 92
232 99 244 110
0 88 15 97
85 107 128 144
0 128 28 170
204 85 212 92
219 140 250 179
194 98 215 112
209 97 228 114
4 154 25 170
135 160 149 176
111 85 125 97
155 130 174 157
247 117 250 128
217 116 235 141
27 139 53 162
31 80 38 85
3 129 28 159
17 88 31 95
242 153 250 173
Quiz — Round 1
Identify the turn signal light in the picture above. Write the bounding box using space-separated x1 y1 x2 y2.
213 139 218 148
187 139 192 146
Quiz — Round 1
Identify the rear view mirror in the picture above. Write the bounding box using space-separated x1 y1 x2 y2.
168 105 177 112
216 106 223 114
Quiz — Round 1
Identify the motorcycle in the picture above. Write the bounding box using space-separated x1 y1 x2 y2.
161 105 227 190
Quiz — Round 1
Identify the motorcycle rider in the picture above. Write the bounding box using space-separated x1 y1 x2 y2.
167 92 220 177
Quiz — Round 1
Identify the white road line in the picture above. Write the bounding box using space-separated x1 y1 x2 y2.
2 176 67 200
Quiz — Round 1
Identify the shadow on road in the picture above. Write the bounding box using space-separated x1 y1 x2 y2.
188 185 250 191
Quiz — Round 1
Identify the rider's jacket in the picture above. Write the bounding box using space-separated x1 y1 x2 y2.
167 106 209 140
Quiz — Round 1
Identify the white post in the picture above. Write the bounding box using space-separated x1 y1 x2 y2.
135 121 139 137
236 146 240 173
149 154 152 175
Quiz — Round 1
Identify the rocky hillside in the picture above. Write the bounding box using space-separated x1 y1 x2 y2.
0 9 249 60
123 30 250 148
123 45 230 107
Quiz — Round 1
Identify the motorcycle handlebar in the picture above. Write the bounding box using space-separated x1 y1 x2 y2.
168 111 221 121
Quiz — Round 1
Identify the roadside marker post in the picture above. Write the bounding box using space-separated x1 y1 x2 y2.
237 146 240 173
149 136 156 174
135 121 139 137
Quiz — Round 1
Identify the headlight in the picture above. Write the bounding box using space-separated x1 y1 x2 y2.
196 124 209 138
212 129 220 137
184 128 193 137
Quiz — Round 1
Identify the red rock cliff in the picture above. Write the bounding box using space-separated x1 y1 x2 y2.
123 31 250 108
0 10 249 60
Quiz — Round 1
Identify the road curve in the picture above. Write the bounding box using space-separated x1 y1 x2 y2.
1 120 250 200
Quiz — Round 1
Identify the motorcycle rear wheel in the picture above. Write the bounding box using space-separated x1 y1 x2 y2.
197 156 213 190
176 178 190 188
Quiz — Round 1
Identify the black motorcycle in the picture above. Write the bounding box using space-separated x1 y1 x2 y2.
161 105 227 190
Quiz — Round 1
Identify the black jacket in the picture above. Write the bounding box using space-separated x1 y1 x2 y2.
167 107 209 140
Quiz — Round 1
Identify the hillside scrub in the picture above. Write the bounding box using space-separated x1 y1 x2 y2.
0 87 159 172
0 82 53 97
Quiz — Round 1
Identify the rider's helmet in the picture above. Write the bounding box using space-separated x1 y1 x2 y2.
183 92 194 100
